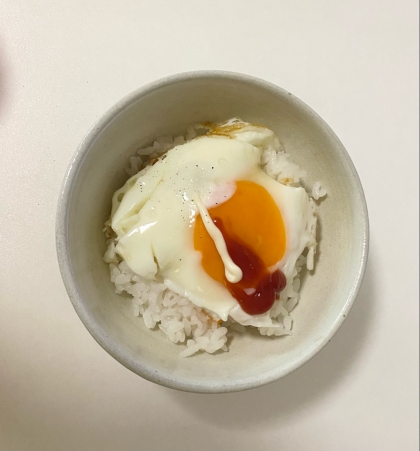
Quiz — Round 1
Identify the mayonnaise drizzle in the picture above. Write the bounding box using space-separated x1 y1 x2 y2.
193 192 243 283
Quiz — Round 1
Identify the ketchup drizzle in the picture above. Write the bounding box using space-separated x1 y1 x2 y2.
213 217 286 315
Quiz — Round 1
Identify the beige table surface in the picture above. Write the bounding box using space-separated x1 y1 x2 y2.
0 1 418 450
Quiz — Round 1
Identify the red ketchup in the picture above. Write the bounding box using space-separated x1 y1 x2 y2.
213 217 287 315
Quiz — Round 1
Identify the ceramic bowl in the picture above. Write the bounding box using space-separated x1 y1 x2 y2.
56 71 369 393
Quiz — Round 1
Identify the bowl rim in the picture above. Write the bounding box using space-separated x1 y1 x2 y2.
56 70 369 393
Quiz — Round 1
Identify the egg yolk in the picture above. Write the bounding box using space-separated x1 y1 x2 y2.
194 180 287 315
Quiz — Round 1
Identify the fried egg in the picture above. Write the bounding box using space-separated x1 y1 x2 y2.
111 120 316 327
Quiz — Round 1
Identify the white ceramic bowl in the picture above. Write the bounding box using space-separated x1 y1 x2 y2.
56 71 369 393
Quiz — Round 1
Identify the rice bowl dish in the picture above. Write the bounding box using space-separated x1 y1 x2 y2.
103 118 327 357
56 70 368 392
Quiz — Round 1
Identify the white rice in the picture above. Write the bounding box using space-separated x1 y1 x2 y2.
104 122 326 357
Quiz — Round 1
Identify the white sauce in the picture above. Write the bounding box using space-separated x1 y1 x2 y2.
193 191 243 283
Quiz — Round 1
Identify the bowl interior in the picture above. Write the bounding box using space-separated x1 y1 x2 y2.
58 73 368 393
